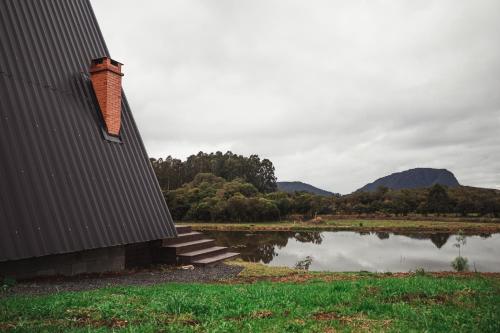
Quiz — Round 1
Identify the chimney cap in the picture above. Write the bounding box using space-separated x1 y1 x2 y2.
91 56 123 66
90 56 123 76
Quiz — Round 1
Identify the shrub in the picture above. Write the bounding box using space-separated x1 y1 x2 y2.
451 256 469 272
295 256 313 270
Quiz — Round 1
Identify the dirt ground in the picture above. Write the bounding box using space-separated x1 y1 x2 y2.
1 264 243 298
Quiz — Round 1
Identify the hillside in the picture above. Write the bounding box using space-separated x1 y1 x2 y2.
357 168 460 192
277 181 337 196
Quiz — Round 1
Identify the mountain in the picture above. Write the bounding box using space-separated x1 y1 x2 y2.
278 181 337 196
357 168 460 192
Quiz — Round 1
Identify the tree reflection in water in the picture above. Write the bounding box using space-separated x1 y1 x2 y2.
392 232 451 249
204 231 322 264
205 230 487 264
204 230 498 272
430 234 451 248
376 232 390 240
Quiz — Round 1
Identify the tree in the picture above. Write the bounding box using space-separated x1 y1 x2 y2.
426 184 451 215
451 230 469 272
226 195 248 222
151 151 277 193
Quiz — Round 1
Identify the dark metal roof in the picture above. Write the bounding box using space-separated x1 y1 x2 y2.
0 0 177 262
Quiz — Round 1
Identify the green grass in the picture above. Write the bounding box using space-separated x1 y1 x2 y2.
182 218 500 233
227 260 301 278
1 273 499 332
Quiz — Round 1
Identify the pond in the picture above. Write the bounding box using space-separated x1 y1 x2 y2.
205 231 500 272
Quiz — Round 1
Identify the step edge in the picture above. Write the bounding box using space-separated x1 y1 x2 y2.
163 239 214 248
178 246 227 257
192 252 240 264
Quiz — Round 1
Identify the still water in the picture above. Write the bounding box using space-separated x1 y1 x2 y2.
205 231 500 272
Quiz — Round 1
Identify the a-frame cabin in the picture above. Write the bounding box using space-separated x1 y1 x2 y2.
0 0 239 279
0 0 238 279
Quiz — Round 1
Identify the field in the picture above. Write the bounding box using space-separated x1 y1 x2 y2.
181 218 500 233
1 261 499 332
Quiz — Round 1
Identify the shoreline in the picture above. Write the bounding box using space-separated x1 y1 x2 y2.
180 219 500 234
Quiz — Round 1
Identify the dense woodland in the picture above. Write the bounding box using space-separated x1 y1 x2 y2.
150 151 277 193
152 152 500 222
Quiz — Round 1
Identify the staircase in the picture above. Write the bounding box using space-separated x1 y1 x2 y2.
157 225 239 266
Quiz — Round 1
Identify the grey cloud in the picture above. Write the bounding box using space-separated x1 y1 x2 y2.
92 0 500 193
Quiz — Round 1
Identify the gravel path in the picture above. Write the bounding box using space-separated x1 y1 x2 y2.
1 264 243 298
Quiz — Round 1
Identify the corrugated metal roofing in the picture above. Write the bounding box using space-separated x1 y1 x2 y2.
0 0 177 262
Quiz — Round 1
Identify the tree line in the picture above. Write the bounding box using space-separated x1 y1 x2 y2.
336 185 500 217
152 153 500 222
163 173 335 222
150 151 277 193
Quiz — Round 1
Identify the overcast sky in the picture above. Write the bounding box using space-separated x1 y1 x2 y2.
91 0 500 194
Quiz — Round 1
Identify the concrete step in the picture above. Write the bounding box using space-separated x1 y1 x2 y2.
192 252 240 266
154 226 240 266
178 246 228 263
162 231 204 246
175 225 192 234
163 238 215 254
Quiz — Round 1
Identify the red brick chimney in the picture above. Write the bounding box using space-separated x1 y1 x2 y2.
90 57 124 136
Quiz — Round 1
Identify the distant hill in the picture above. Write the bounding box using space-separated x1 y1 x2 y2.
278 181 337 196
357 168 460 192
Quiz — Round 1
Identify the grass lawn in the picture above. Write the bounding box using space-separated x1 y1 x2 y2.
1 262 499 332
181 219 500 233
